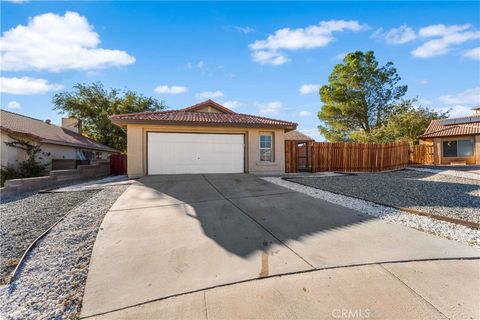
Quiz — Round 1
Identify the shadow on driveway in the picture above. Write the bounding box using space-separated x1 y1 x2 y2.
81 173 480 318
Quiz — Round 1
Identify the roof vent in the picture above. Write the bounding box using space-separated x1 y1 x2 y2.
45 119 51 124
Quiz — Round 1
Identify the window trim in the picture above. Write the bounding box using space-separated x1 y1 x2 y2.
442 138 474 158
259 133 274 162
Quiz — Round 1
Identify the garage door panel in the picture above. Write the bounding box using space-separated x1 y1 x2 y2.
148 133 244 174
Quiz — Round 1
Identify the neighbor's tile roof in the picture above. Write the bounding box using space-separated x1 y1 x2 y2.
419 118 480 138
0 110 118 152
110 100 297 130
285 130 315 141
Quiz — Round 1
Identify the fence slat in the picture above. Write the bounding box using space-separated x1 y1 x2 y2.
305 141 410 173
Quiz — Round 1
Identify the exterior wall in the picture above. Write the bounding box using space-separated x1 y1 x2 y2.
125 124 286 178
476 135 480 165
41 144 77 170
1 132 113 170
432 135 479 165
195 106 222 113
1 133 28 168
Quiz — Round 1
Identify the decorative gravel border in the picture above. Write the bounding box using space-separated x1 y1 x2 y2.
0 190 98 285
262 177 480 248
407 167 480 181
0 184 130 320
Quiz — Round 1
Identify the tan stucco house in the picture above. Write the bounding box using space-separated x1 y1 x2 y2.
419 109 480 165
1 110 118 170
110 100 297 177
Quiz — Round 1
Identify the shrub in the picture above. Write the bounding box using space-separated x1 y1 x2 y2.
1 136 49 186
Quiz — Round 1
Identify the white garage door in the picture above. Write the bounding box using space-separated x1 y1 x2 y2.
147 132 244 174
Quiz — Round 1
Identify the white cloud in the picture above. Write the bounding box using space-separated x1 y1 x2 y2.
298 110 312 117
197 60 205 68
438 87 480 105
435 105 476 118
222 100 242 109
0 76 62 95
187 62 192 69
419 79 429 85
6 101 21 109
195 90 224 100
371 25 416 44
464 47 480 60
0 11 135 72
333 52 347 60
234 26 254 34
249 20 366 65
299 84 321 95
257 101 283 115
154 85 187 94
412 24 480 58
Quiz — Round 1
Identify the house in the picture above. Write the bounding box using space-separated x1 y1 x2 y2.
418 108 480 165
1 110 119 170
285 130 315 142
110 99 297 177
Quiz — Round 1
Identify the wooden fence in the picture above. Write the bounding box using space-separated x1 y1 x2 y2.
285 141 410 173
409 144 434 165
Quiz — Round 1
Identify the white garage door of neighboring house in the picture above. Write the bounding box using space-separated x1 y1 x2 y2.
147 132 245 174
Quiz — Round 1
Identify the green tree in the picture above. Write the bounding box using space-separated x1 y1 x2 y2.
318 51 408 142
351 100 448 144
53 82 166 151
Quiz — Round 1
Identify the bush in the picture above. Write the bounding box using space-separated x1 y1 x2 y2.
1 136 49 186
0 166 21 187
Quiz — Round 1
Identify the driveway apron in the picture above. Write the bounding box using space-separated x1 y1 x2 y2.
81 174 480 318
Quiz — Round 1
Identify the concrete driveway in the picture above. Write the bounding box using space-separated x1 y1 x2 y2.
81 174 480 319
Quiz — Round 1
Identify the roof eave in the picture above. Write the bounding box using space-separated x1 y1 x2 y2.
40 139 119 153
109 118 297 130
419 133 478 139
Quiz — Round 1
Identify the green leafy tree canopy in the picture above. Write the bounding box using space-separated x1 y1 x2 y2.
318 51 408 142
350 99 448 144
53 82 166 151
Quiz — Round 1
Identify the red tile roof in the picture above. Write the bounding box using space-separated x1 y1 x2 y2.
110 100 297 130
419 118 480 138
285 130 315 141
180 99 236 114
1 110 119 152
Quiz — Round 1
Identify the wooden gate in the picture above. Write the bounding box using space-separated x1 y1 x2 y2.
409 144 434 165
110 154 127 175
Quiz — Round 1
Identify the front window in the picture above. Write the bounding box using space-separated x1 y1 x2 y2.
260 134 273 161
442 139 474 157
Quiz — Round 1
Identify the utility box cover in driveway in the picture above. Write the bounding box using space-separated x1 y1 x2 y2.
147 132 244 174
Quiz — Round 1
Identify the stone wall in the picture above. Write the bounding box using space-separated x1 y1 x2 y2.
0 160 110 198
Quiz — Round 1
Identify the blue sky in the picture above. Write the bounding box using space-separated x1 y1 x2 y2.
1 1 479 141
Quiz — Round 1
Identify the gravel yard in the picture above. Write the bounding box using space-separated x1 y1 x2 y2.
0 190 97 284
263 177 480 247
286 169 480 225
0 184 129 320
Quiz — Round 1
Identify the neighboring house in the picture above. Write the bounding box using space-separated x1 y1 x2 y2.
285 130 315 142
419 108 480 165
1 110 119 170
110 99 297 177
285 130 315 172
